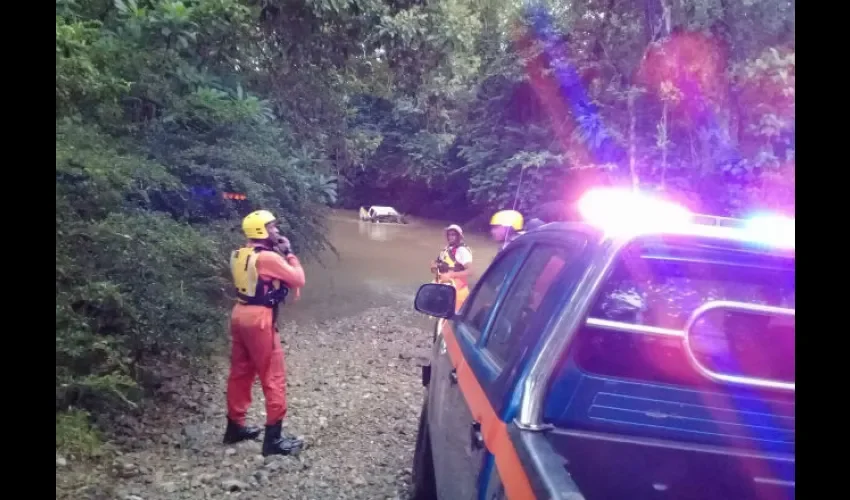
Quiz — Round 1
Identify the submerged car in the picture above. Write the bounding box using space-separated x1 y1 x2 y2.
359 205 408 224
409 189 795 500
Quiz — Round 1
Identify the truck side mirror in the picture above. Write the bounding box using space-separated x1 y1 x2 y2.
414 283 456 319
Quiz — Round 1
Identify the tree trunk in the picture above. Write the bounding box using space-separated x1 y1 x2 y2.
627 89 640 191
660 101 669 188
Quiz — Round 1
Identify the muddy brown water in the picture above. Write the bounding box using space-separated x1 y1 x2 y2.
284 209 500 324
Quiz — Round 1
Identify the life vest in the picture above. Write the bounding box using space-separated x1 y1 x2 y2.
436 244 471 288
230 246 289 308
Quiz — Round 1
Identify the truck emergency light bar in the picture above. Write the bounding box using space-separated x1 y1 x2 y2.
576 188 795 249
223 192 247 200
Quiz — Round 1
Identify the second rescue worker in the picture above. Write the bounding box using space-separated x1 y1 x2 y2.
431 224 473 309
490 209 525 250
225 210 305 456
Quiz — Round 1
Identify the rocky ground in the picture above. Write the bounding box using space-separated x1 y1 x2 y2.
56 303 434 500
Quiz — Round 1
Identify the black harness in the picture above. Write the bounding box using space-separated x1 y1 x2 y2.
436 244 469 274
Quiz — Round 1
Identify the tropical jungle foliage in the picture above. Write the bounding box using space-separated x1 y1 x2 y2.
56 0 794 452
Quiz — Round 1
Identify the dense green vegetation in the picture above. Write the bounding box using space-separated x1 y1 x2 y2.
56 0 794 453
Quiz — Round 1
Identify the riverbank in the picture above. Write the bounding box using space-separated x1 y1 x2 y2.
56 301 432 500
56 211 488 499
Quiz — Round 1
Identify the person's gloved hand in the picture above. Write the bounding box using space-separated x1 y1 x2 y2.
275 236 292 255
436 271 455 284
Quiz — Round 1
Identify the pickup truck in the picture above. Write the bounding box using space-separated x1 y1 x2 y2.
409 191 795 500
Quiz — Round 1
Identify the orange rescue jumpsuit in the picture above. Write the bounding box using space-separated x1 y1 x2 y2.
226 246 305 426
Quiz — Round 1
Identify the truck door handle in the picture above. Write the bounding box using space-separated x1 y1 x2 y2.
470 421 484 450
449 368 458 385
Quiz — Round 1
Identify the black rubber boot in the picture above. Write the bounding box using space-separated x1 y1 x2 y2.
262 420 304 456
222 419 262 445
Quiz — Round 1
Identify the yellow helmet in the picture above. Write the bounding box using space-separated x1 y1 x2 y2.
490 210 524 231
242 210 277 239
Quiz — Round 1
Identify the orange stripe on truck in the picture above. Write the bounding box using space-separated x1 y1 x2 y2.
441 322 536 500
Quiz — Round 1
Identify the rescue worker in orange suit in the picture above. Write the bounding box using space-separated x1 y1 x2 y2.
430 224 473 310
224 210 305 456
490 210 525 251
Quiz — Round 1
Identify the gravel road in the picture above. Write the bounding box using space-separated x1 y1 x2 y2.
56 302 434 500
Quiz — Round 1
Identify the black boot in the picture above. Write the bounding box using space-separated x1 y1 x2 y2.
223 419 262 445
262 420 303 456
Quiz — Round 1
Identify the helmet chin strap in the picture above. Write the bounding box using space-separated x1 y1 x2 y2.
250 237 274 248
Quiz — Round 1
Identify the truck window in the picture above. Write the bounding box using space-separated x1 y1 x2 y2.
459 247 525 341
483 244 580 368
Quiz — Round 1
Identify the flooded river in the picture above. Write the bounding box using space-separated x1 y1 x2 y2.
285 209 500 324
